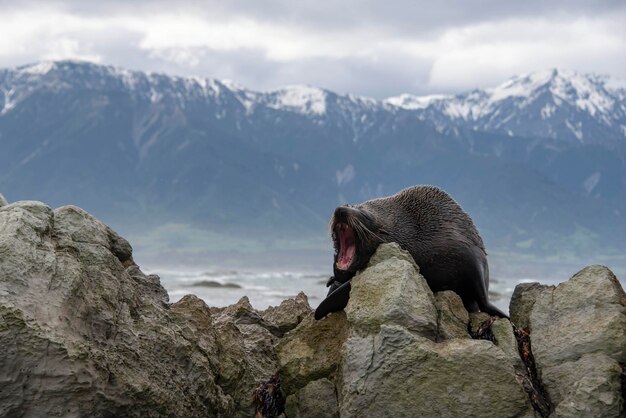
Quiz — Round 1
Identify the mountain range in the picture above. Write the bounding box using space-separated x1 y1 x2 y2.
1 61 625 264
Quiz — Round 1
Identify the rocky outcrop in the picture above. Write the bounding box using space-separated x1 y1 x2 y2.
1 201 625 417
0 201 306 417
281 243 535 417
275 245 626 417
510 265 626 417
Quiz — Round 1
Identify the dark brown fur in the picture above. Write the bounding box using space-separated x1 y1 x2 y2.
324 185 506 318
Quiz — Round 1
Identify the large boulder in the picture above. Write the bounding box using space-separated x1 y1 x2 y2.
336 244 534 417
276 312 348 392
0 202 232 416
0 201 309 417
510 265 626 417
344 243 438 339
277 244 535 417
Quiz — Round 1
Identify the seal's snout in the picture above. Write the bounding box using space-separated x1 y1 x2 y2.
333 205 359 223
333 206 347 221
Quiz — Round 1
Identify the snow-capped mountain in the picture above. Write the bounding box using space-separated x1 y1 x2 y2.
1 61 625 257
386 69 626 145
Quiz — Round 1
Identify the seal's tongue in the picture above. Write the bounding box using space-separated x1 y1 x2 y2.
337 224 355 270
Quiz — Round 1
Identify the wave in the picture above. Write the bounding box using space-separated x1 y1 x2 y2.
148 265 554 314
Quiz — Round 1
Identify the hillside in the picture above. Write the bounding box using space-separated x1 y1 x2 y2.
1 61 625 264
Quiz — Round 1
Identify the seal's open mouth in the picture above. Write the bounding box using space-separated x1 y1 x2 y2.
335 223 356 270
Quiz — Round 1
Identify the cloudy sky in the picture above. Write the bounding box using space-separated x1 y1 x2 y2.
1 0 625 98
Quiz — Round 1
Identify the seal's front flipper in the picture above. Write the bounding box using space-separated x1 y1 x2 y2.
314 279 352 320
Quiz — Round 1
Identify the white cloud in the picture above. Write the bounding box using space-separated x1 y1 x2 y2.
0 9 115 63
0 4 624 98
425 17 626 91
131 14 388 63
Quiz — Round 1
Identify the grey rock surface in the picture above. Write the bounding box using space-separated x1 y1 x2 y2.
208 295 281 414
0 201 290 417
340 325 533 417
0 193 7 207
0 202 229 416
284 378 338 418
435 290 470 340
261 291 312 336
510 264 626 417
509 281 546 329
3 203 624 418
468 311 492 335
336 244 533 417
543 353 623 417
491 318 524 368
366 241 420 272
276 311 348 392
345 244 438 339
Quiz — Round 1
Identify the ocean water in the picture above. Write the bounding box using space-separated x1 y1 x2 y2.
143 265 561 315
144 267 332 310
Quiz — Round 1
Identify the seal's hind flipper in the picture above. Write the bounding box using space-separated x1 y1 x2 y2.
314 280 352 320
479 300 508 318
464 247 509 318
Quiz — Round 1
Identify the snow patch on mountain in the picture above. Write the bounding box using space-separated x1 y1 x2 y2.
565 119 584 142
583 171 601 195
384 94 449 110
488 70 553 102
541 103 556 119
20 61 55 75
0 88 16 115
2 61 626 145
267 86 327 115
385 68 626 144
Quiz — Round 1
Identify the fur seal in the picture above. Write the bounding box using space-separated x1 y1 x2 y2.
314 185 507 320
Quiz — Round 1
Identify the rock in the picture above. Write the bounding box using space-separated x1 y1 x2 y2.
276 312 348 392
262 291 312 335
284 378 338 418
345 244 438 339
510 264 626 417
338 244 534 417
188 280 242 288
518 265 626 365
366 241 419 272
340 325 533 417
542 353 623 417
509 282 548 329
0 193 7 207
214 295 282 338
0 201 266 417
209 296 281 415
491 318 523 368
468 311 492 336
3 202 624 417
435 291 470 340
